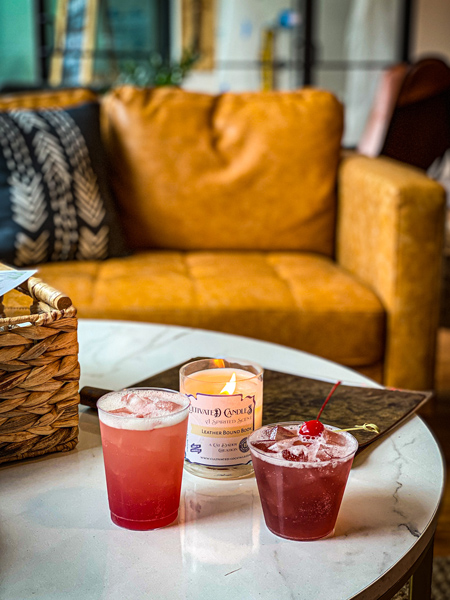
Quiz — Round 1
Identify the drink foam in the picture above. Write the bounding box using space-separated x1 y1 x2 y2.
249 423 358 467
97 388 190 431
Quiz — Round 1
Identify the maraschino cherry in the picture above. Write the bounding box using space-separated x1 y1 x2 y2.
299 380 342 437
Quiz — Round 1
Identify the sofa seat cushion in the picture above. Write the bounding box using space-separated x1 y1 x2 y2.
36 251 385 368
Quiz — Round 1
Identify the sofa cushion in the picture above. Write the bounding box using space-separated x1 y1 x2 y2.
0 88 98 111
36 251 385 369
0 97 128 266
102 86 344 255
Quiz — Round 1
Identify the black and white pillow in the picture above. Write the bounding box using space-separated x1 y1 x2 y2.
0 101 128 266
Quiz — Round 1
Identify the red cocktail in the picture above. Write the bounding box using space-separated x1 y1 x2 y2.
97 387 190 530
248 422 358 541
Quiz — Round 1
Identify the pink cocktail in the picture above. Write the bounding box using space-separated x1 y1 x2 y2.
248 422 358 541
97 387 190 530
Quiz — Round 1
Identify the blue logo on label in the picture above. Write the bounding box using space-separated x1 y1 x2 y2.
190 443 202 454
239 438 249 453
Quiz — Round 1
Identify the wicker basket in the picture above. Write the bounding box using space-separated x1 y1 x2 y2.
0 271 80 464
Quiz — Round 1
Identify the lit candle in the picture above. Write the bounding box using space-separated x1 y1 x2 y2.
180 358 263 480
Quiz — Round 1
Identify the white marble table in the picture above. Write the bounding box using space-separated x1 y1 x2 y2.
0 319 445 600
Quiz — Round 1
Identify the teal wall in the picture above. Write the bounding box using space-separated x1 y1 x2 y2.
0 0 39 86
0 0 160 88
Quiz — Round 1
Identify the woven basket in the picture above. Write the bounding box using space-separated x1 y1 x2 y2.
0 271 80 464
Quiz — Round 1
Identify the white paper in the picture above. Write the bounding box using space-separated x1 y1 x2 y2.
0 269 37 296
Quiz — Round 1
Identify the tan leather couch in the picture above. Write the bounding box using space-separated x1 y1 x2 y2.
0 87 445 390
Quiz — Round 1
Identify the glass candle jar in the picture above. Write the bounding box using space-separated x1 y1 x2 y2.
180 358 263 480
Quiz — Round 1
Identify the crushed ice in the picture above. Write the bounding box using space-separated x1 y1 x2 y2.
253 423 353 462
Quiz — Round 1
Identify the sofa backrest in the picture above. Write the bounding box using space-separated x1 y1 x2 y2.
0 88 97 111
102 86 343 255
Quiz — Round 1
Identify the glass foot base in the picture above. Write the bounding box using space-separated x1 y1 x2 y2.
267 525 335 541
110 510 178 531
184 461 254 480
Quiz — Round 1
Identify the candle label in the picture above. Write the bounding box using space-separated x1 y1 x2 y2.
185 393 256 466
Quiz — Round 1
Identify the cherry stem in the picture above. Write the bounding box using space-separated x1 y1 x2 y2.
316 380 342 421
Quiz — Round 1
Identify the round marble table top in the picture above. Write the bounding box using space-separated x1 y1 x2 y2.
0 320 445 600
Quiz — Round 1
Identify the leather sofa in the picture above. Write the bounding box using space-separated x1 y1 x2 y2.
0 86 445 391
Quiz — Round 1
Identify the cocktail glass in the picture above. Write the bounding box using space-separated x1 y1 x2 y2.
248 422 358 541
97 387 190 530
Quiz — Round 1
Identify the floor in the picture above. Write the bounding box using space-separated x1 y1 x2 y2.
422 328 450 556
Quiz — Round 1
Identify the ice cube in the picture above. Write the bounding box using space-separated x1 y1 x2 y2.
323 428 348 447
266 425 297 441
252 441 278 454
292 439 311 447
122 392 147 411
282 447 308 462
301 437 323 462
315 447 334 461
154 399 181 414
109 407 134 416
313 429 353 460
319 442 351 459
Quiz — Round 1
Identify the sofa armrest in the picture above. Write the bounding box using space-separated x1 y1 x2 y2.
336 154 446 390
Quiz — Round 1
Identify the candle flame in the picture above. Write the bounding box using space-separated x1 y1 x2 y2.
220 372 237 395
213 358 226 368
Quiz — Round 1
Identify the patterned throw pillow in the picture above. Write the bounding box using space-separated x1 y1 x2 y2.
0 101 128 266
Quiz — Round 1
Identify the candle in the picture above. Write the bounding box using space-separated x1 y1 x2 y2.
180 359 263 480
